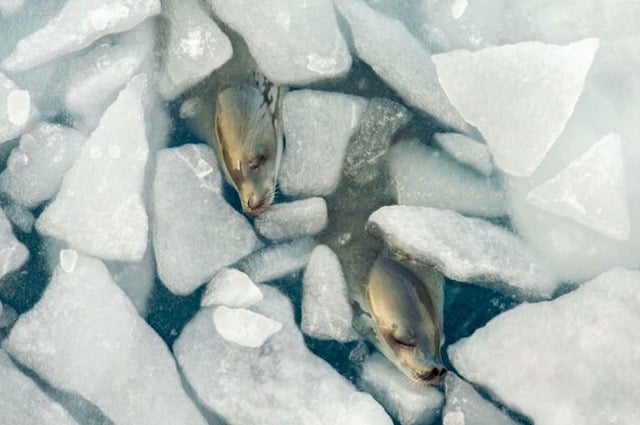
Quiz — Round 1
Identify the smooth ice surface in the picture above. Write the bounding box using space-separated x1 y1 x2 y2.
175 284 392 425
6 254 207 425
1 0 160 72
301 245 356 342
449 268 640 425
236 236 315 284
0 0 23 16
432 38 599 176
389 139 506 218
279 90 367 196
213 306 283 348
0 207 28 283
158 0 232 100
433 132 493 177
152 143 259 295
526 133 629 241
201 268 263 308
254 197 328 241
207 0 351 85
360 353 444 425
335 0 469 132
367 206 557 299
0 123 85 208
443 373 517 425
36 75 149 262
0 72 37 143
64 23 154 130
0 350 78 425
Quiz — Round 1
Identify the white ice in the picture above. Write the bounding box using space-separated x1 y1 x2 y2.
389 139 506 218
201 268 263 308
0 72 37 143
6 253 207 425
0 123 85 208
254 197 328 241
335 0 470 133
36 75 149 262
301 245 356 342
0 206 28 283
106 245 156 317
279 90 367 196
1 0 160 72
367 206 558 299
433 132 493 177
0 0 22 16
236 236 315 284
360 353 444 425
0 350 78 425
443 373 517 425
4 202 34 233
449 268 640 425
212 305 283 348
158 0 232 100
174 284 392 425
152 143 259 295
64 22 154 131
432 38 599 176
526 133 629 241
207 0 351 85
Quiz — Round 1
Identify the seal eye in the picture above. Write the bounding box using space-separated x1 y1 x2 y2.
393 337 417 348
249 155 266 171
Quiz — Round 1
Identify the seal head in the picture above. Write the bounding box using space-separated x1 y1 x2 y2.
214 83 282 215
365 257 446 385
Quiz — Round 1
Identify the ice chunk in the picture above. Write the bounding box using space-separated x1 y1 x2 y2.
0 123 85 208
335 0 469 132
389 139 506 218
207 0 351 85
201 268 263 308
213 306 282 348
174 284 392 425
343 98 411 187
526 133 629 241
6 254 207 425
0 350 78 425
3 202 34 233
0 72 37 143
0 207 28 283
36 75 149 262
254 197 328 241
433 132 493 176
1 0 160 72
152 143 259 295
0 0 24 16
432 38 599 176
367 206 558 299
64 22 154 131
443 373 518 425
58 249 78 273
448 268 640 425
236 236 315 283
301 245 356 342
360 353 444 425
106 245 156 317
279 90 367 196
158 0 232 100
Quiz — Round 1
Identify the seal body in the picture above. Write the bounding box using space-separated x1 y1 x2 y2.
214 81 283 215
321 98 446 385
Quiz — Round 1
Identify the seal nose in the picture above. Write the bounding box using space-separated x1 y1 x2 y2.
418 367 447 384
247 194 258 209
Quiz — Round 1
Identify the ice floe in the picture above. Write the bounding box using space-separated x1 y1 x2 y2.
201 268 263 308
36 75 149 262
0 206 28 282
367 205 557 298
433 132 493 177
0 72 37 143
449 267 640 425
212 305 282 348
254 197 328 241
6 253 207 425
152 143 259 295
279 90 367 196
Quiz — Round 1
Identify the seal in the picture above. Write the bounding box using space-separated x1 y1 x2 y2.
321 98 446 386
214 80 284 215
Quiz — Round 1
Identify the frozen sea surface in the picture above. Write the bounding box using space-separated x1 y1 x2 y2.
0 1 636 425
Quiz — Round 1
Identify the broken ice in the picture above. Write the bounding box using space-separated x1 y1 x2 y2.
0 206 28 282
0 72 37 143
254 197 328 241
212 305 283 348
236 237 315 284
201 268 263 308
449 268 640 425
433 132 493 177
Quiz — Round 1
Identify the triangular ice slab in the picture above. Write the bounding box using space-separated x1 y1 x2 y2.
432 38 599 176
526 133 630 241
